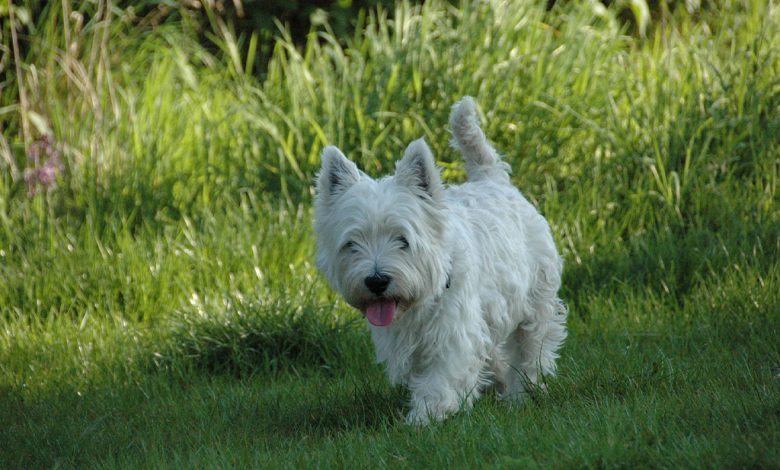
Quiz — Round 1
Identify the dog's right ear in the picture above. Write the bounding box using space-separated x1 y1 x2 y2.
395 138 443 202
316 146 360 203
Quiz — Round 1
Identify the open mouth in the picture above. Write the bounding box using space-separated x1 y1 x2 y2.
363 299 397 327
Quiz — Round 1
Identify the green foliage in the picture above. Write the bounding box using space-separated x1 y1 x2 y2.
0 0 778 467
160 296 367 376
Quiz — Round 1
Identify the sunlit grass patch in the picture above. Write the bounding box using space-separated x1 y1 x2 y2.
158 295 367 376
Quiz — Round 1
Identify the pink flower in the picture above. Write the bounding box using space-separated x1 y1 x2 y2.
24 135 64 197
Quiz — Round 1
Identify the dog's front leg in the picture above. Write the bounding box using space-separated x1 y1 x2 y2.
405 356 482 425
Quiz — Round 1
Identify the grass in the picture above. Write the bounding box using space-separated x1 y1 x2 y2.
1 0 779 467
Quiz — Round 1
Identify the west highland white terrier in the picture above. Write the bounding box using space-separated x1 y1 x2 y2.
314 97 567 425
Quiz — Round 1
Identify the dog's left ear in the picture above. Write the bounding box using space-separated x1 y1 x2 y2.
395 138 442 201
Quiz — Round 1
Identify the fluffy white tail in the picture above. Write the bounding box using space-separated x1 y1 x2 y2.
449 96 511 183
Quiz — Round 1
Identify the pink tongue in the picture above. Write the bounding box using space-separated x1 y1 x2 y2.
365 301 396 327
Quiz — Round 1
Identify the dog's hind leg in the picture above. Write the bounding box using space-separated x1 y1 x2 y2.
502 290 567 400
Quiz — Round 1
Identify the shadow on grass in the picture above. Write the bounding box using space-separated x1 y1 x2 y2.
0 364 407 468
255 374 408 436
0 298 409 467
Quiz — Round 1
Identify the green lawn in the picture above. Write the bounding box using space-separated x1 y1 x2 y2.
1 0 778 467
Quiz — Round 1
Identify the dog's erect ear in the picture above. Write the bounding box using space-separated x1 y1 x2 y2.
395 138 442 201
317 146 360 202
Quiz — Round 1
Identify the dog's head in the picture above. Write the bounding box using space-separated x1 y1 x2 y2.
314 139 451 326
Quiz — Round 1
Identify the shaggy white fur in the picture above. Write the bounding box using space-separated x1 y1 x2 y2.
315 97 567 425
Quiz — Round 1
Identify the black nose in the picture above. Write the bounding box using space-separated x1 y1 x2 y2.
364 273 391 295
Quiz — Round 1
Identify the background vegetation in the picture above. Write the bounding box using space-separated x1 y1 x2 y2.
1 0 778 467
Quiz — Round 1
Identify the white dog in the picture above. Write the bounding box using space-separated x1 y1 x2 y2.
314 97 567 425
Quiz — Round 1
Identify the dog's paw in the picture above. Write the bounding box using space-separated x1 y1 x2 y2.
405 408 430 426
405 407 438 426
405 401 453 426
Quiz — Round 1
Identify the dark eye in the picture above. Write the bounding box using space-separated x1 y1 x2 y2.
396 236 409 250
343 240 356 252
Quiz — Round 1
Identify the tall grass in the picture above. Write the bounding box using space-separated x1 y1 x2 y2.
0 0 778 467
4 1 776 222
1 0 776 327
